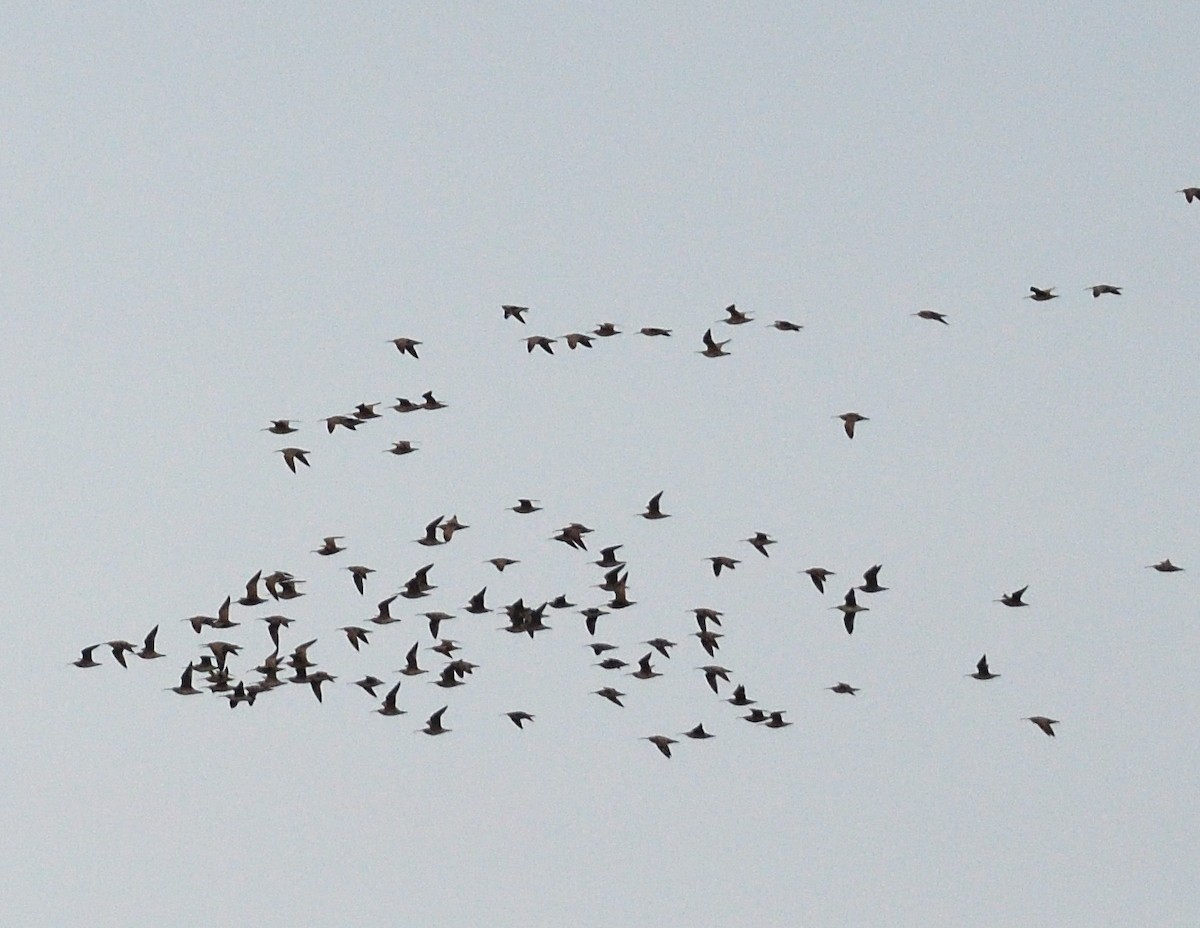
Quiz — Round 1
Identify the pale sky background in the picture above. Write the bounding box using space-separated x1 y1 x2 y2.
2 5 1198 926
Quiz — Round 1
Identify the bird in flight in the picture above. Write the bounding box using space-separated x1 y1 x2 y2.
1177 187 1200 203
706 556 740 577
837 412 868 439
421 706 450 735
858 564 887 593
277 447 310 473
502 305 529 323
264 419 299 434
313 536 346 556
833 588 869 634
699 328 731 358
639 490 669 520
1024 716 1059 737
913 309 949 324
769 319 803 332
744 532 776 557
996 585 1029 607
1026 287 1058 301
505 711 535 729
827 682 859 695
1147 559 1183 572
389 337 421 358
1086 284 1121 297
719 304 753 325
643 735 678 758
969 654 999 680
803 567 835 594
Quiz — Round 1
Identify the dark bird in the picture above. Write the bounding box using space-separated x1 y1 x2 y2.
745 532 776 557
727 684 755 706
137 625 164 660
385 440 418 456
391 397 422 413
440 515 469 542
585 642 618 656
699 328 731 358
720 304 753 325
369 594 401 625
338 626 371 651
594 687 625 707
594 545 625 569
1147 559 1184 572
486 557 519 572
260 614 294 647
421 706 450 735
803 567 835 594
595 657 629 671
423 611 454 639
346 565 374 595
996 585 1029 607
706 556 739 576
593 322 621 337
421 391 447 410
580 607 608 637
524 335 556 354
969 654 999 680
563 332 594 350
353 402 382 420
837 412 868 439
764 711 792 729
1024 716 1059 737
73 645 102 668
277 447 310 473
827 682 860 695
430 639 461 658
858 564 888 593
433 664 465 689
264 419 299 434
1086 284 1121 297
683 724 714 740
630 653 662 680
833 588 869 634
238 570 268 606
502 305 529 323
354 676 385 697
107 640 136 668
375 681 405 717
416 515 444 547
505 711 535 729
743 708 768 723
699 665 731 694
913 309 949 324
644 735 678 758
644 638 677 658
314 535 346 556
1027 287 1058 302
323 415 360 433
389 337 421 358
398 642 428 677
464 588 490 614
639 327 672 337
639 490 669 520
553 523 591 550
1177 187 1200 203
170 663 202 696
307 671 336 702
769 319 803 331
693 630 723 657
692 607 723 630
510 498 541 514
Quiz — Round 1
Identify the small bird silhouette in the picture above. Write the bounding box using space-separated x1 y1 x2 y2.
524 335 556 354
505 711 535 729
385 440 418 456
682 724 714 740
1024 716 1059 737
510 498 542 514
594 687 625 707
969 654 999 680
1027 287 1058 302
803 567 835 594
643 735 678 758
1177 187 1200 203
833 588 869 634
827 682 859 695
264 419 299 434
913 309 949 324
1086 284 1121 297
421 706 450 735
996 585 1029 607
706 556 740 577
640 491 669 520
375 682 405 717
837 413 868 439
502 305 528 323
858 564 887 593
313 536 346 556
277 447 310 473
769 319 803 332
699 328 731 358
745 532 776 557
389 337 421 358
1147 559 1184 572
719 304 753 325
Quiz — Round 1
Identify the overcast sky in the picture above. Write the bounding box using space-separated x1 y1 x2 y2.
3 5 1197 926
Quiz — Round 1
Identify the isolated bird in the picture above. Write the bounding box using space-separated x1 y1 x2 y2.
858 564 888 593
594 687 625 707
385 440 417 456
421 706 450 735
524 335 555 354
389 337 421 358
505 711 535 729
694 630 723 657
644 735 678 758
803 567 835 594
510 498 541 514
346 565 374 595
827 682 860 695
699 328 731 358
354 676 385 697
1177 187 1200 203
277 447 310 473
416 515 444 547
502 305 528 323
969 654 999 680
1024 716 1059 737
630 653 662 680
107 640 136 668
640 490 669 520
369 595 401 625
375 682 405 717
769 319 803 331
720 304 753 325
586 642 618 656
833 588 869 634
914 309 949 324
314 536 346 556
1027 287 1058 301
464 588 490 614
260 614 294 646
73 645 102 668
837 412 868 439
423 611 454 638
706 556 740 576
997 585 1029 607
1086 284 1121 297
743 708 769 723
392 397 423 413
1147 559 1184 572
745 532 776 556
264 419 299 434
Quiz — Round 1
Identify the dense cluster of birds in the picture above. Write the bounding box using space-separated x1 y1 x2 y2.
75 195 1199 754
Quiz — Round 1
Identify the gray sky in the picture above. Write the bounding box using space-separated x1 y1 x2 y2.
3 5 1197 926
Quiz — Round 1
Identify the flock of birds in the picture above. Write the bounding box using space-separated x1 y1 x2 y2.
75 195 1199 754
